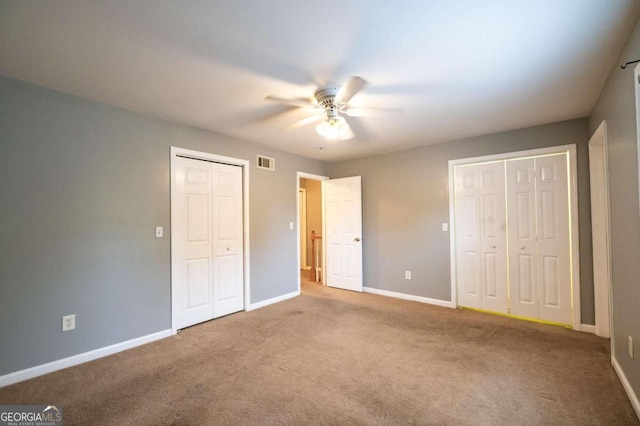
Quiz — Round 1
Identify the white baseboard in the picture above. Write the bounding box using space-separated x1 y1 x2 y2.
363 287 455 309
246 290 299 311
579 324 596 334
0 329 172 388
612 355 640 419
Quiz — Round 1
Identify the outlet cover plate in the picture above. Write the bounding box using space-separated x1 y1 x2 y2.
62 314 76 332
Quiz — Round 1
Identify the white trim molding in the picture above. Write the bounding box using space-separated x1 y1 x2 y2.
579 324 596 334
364 287 455 309
634 63 640 222
0 329 171 388
612 356 640 419
299 187 308 270
588 121 612 339
246 290 300 311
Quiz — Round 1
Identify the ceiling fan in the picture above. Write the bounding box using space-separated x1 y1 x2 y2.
265 76 401 141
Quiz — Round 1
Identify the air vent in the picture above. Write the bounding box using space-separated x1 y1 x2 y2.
257 155 275 171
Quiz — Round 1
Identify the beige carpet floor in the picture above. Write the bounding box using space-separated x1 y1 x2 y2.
1 277 638 425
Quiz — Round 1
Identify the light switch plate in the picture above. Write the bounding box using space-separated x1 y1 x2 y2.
442 223 448 232
156 226 163 238
289 222 294 230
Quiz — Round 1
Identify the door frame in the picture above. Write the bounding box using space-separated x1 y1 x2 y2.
448 144 581 329
588 121 612 338
170 146 250 335
635 63 640 221
296 172 329 293
299 188 308 270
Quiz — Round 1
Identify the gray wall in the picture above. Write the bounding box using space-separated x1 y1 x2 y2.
589 14 640 400
0 77 327 376
330 118 594 323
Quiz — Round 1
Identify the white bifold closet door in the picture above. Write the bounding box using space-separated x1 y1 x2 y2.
455 153 572 325
174 156 244 330
507 154 572 324
454 162 508 313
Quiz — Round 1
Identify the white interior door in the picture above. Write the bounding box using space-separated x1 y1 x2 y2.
325 176 363 292
211 163 244 318
454 165 483 309
174 157 215 329
507 154 572 324
174 157 243 329
507 158 539 319
454 162 507 312
451 146 578 328
478 162 507 313
535 154 572 324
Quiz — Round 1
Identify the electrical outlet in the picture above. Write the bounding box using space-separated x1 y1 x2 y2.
62 314 76 332
405 270 412 280
629 336 634 359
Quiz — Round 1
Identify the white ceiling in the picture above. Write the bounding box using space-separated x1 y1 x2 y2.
1 1 639 162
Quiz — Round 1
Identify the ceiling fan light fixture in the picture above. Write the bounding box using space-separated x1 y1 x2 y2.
316 116 349 140
267 77 379 141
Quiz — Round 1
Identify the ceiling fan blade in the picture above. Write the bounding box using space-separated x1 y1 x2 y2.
265 95 316 109
344 107 403 118
335 76 368 105
284 112 325 131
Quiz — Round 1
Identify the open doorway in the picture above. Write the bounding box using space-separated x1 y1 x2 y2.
297 172 328 292
296 172 364 294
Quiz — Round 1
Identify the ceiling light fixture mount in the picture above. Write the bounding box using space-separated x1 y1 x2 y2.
313 86 350 141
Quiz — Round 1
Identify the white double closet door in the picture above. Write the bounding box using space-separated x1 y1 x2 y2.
174 156 244 330
455 153 572 325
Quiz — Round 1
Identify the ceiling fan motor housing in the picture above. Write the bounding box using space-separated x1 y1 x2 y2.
314 86 341 120
314 86 340 105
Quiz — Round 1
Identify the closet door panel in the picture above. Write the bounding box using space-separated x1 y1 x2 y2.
479 162 507 313
507 158 539 319
455 166 483 309
455 162 507 313
535 155 572 324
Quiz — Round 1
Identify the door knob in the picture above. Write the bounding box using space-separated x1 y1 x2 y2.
491 245 496 249
520 245 525 249
354 237 361 242
227 247 230 251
